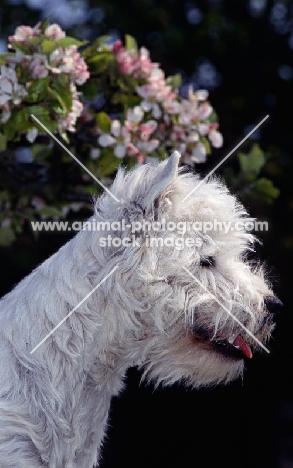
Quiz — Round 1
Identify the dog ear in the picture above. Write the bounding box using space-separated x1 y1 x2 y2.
145 151 181 207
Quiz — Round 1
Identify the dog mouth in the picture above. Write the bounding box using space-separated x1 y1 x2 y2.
192 328 253 360
211 334 253 360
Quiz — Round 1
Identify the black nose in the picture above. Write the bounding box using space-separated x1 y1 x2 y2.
264 296 283 316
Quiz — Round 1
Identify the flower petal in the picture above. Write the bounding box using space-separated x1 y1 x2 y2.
191 142 207 163
198 104 213 120
127 106 144 123
114 144 126 158
111 120 121 138
98 133 116 147
152 103 162 119
26 128 38 143
140 100 152 112
0 78 12 94
194 89 209 101
0 94 10 106
209 130 223 148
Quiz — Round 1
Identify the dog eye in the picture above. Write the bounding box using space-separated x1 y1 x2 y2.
200 256 216 267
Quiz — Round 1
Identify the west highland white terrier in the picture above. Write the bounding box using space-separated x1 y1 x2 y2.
0 151 282 467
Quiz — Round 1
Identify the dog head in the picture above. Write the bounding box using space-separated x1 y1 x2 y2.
95 152 282 387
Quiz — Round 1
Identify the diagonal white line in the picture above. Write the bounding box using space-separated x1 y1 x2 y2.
182 114 269 202
182 266 270 353
30 265 119 354
31 114 120 203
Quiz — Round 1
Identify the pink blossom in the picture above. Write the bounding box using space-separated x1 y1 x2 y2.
148 68 165 83
209 130 223 148
127 143 144 163
114 47 137 75
0 66 27 106
178 106 192 126
198 103 213 120
65 99 84 132
8 22 41 45
1 103 11 123
138 47 159 77
9 25 34 43
29 54 48 79
137 80 175 105
98 120 131 158
90 148 101 160
45 24 65 41
26 128 38 143
198 123 210 135
113 42 158 79
139 120 157 140
186 132 199 143
112 40 123 53
0 77 12 106
137 139 159 153
72 54 90 85
49 46 89 85
190 142 207 163
58 85 84 133
31 196 45 209
126 106 144 124
5 50 29 65
49 48 64 74
163 100 181 114
189 88 209 102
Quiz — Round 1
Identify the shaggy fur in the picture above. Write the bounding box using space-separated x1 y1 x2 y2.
0 152 280 467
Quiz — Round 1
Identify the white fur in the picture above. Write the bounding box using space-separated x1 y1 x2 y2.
0 153 276 467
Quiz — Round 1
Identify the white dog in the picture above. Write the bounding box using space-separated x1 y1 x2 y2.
0 151 281 467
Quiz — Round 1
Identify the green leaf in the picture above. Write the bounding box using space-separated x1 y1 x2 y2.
59 131 69 143
0 191 10 203
201 136 211 155
89 35 111 50
96 112 111 132
9 41 31 54
31 143 52 160
81 80 98 100
41 39 58 54
254 178 280 202
166 73 182 90
38 206 64 218
55 37 88 49
50 83 72 111
125 35 138 52
119 94 141 107
238 144 265 175
26 77 50 103
0 53 15 65
28 36 43 47
96 148 120 177
3 121 15 140
87 51 114 63
25 105 50 118
48 87 66 111
56 73 69 86
209 111 219 124
81 36 111 58
40 17 51 34
47 85 72 112
5 102 32 136
0 132 7 151
26 106 59 133
0 226 16 246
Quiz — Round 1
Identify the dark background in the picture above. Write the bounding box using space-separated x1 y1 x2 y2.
0 0 292 467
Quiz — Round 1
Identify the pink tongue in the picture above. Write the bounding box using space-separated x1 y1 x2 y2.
233 335 253 359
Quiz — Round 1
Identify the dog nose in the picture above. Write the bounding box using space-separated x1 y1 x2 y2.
264 296 283 316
